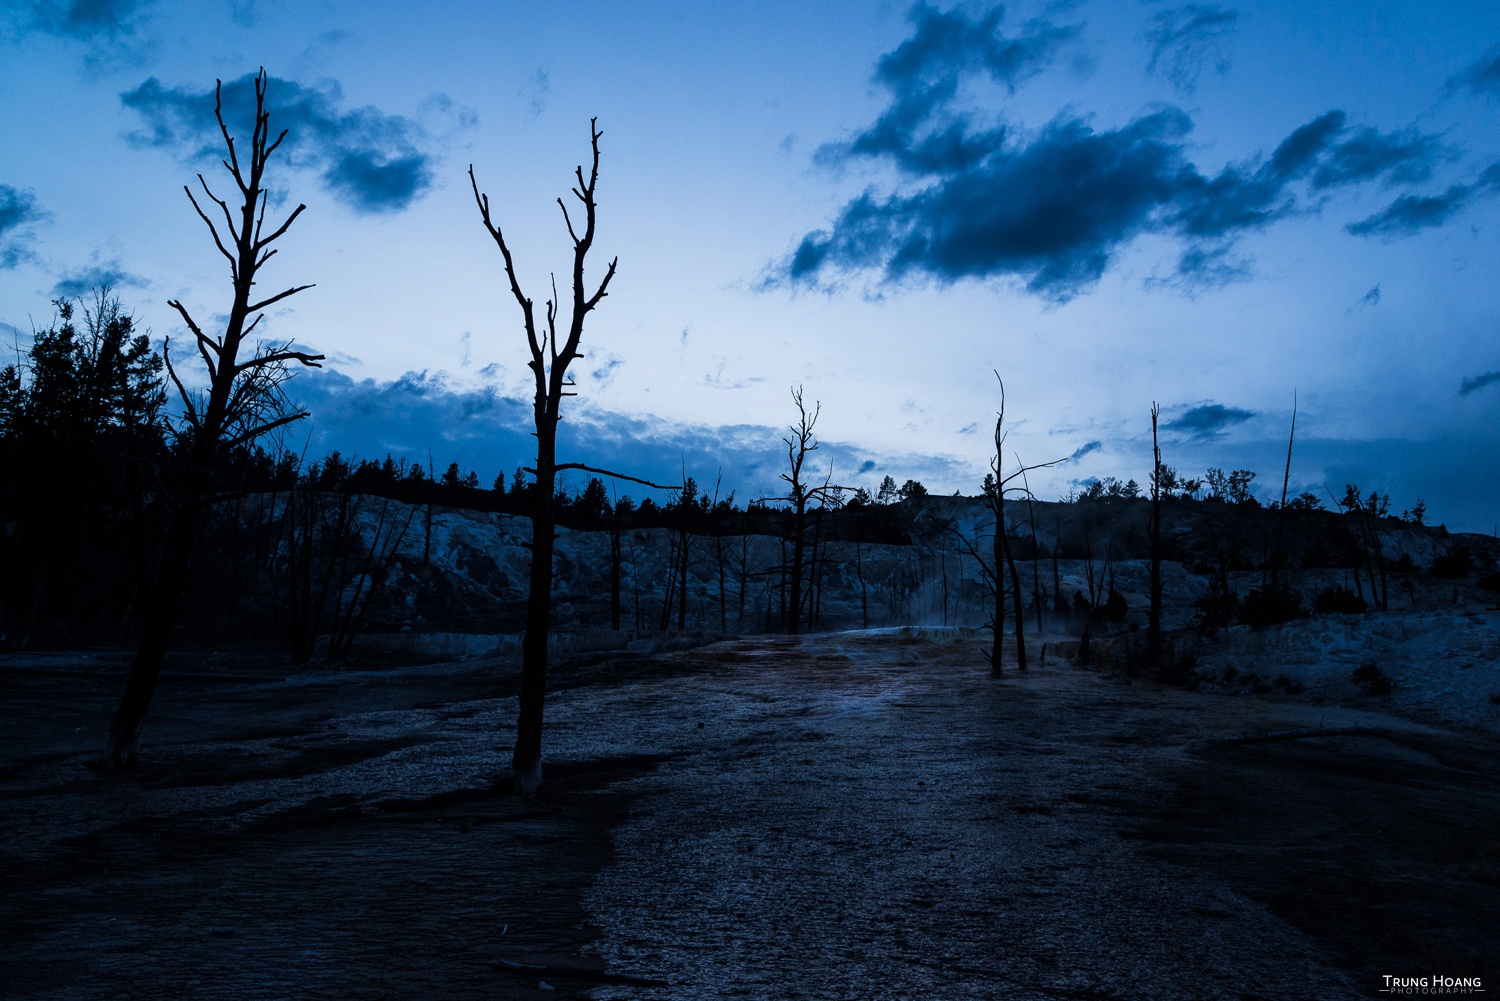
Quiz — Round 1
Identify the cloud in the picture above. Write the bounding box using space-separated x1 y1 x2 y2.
591 354 624 387
0 184 49 270
286 368 974 501
50 258 149 298
1067 440 1103 462
1460 371 1500 396
1449 44 1500 101
4 0 158 67
1144 4 1239 94
777 6 1458 300
1349 284 1381 311
227 0 260 27
8 0 151 40
121 73 460 214
1164 402 1254 438
815 2 1077 176
524 68 550 117
1346 163 1500 238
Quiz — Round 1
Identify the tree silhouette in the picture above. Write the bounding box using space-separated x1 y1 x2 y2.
0 289 165 648
102 70 324 769
470 120 666 796
773 386 841 635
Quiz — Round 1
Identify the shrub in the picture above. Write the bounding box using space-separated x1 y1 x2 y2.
1273 674 1306 694
1193 579 1238 636
1100 588 1128 622
1478 571 1500 594
1240 584 1307 628
1430 545 1474 579
1314 585 1367 615
1352 661 1393 696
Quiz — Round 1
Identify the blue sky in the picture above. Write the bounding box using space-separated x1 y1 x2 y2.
2 1 1499 530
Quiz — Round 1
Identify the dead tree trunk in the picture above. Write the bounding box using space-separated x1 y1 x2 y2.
1148 402 1163 662
472 121 665 796
1269 392 1297 595
609 509 623 631
1003 529 1028 671
978 373 1064 677
103 70 323 769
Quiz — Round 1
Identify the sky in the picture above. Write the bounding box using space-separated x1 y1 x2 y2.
2 0 1499 531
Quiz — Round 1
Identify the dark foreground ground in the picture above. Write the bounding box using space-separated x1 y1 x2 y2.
2 633 1497 1000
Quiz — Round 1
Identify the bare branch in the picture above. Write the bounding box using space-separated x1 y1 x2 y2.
222 409 309 450
199 174 240 246
213 78 247 193
183 184 237 269
999 454 1069 490
236 348 326 374
553 463 675 490
583 257 618 312
558 196 579 245
167 299 219 382
247 283 316 314
255 202 307 251
161 339 201 432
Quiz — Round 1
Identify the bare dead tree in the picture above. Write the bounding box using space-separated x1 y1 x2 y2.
470 120 668 795
608 484 623 631
771 386 841 635
103 70 324 769
1269 391 1297 594
1019 464 1045 633
1148 402 1163 661
975 375 1064 676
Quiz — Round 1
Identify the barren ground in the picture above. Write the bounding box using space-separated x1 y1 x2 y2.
3 633 1497 999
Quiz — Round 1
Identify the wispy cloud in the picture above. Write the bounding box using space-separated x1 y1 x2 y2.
773 4 1461 301
121 72 468 214
1346 163 1500 238
1448 44 1500 101
1144 3 1239 94
0 184 49 270
1460 371 1500 396
1347 284 1381 312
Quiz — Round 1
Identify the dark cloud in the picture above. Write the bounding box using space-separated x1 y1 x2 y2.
1449 45 1500 100
1460 371 1500 396
287 369 971 501
778 6 1460 300
8 0 151 40
1144 4 1238 94
1068 440 1102 461
1353 285 1381 309
51 259 148 298
0 184 48 270
1346 163 1500 238
817 2 1077 175
1164 403 1254 438
121 73 451 214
